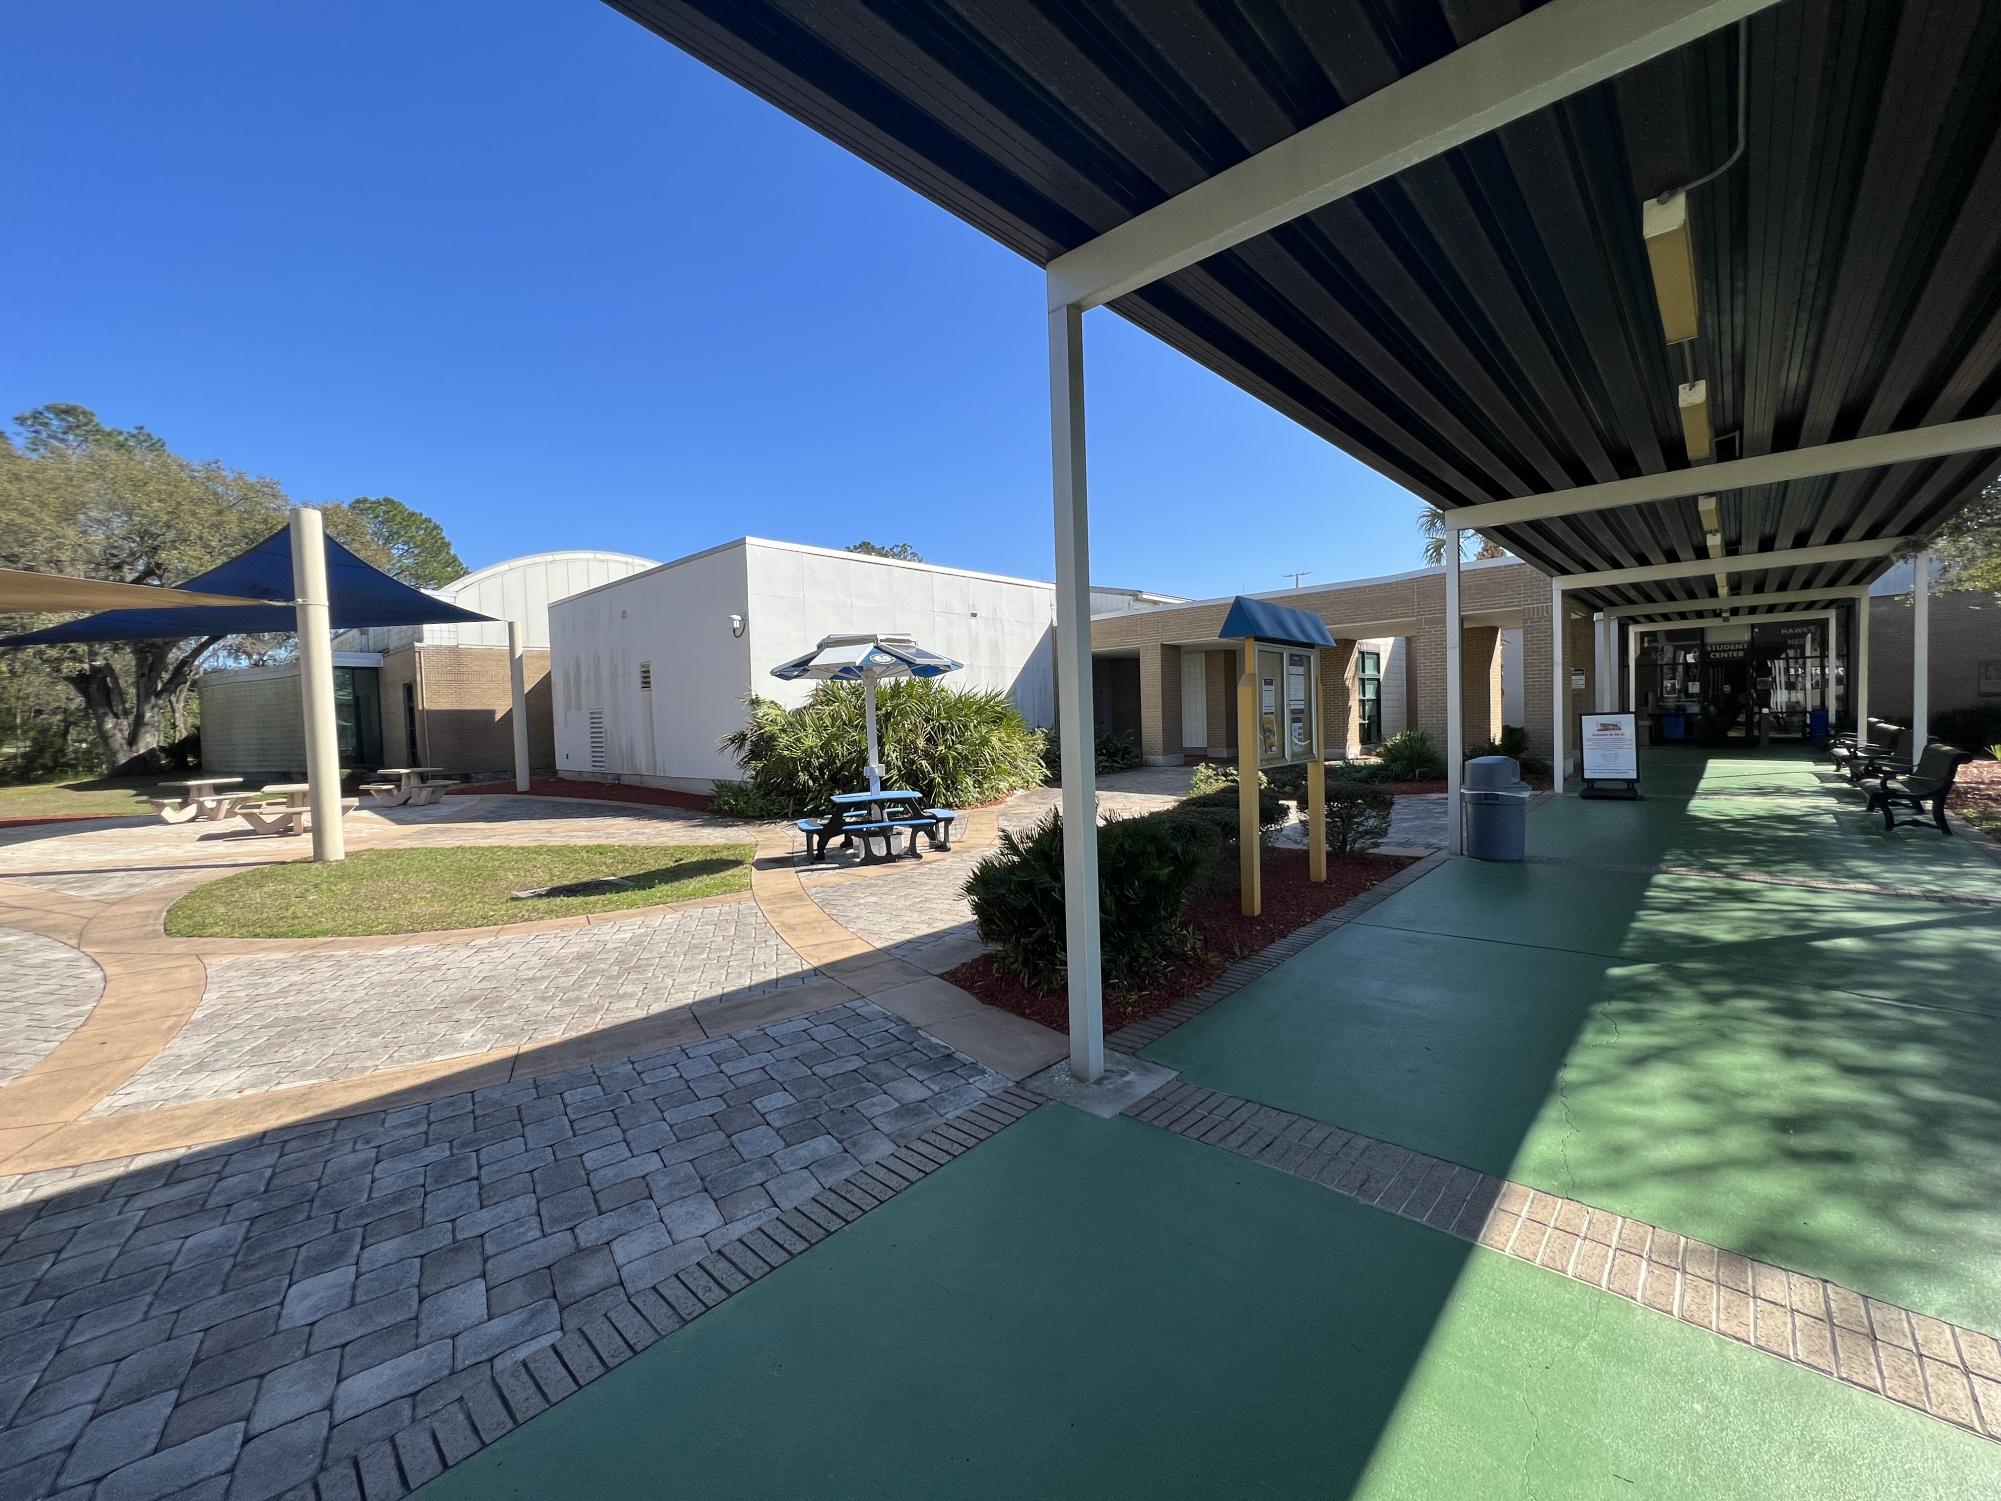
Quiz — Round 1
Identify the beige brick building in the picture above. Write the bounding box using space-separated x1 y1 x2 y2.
1090 559 1599 767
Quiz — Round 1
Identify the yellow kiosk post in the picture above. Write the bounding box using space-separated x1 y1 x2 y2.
1217 598 1339 920
1235 636 1261 916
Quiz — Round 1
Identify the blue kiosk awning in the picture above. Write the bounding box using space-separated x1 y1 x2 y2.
1217 596 1338 650
0 527 492 644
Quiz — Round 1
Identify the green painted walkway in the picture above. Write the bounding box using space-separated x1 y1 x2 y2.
1146 748 2001 1330
419 1109 1998 1499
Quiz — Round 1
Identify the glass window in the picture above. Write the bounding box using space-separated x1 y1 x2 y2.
1357 650 1382 745
333 667 384 769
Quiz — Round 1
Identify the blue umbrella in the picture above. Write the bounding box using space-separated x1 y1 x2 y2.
770 632 963 793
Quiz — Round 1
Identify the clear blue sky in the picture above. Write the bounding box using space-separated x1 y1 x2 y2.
2 1 1433 599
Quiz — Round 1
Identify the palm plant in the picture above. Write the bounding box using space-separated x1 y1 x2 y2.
1418 506 1508 566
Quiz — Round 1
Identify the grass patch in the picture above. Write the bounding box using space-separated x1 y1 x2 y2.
165 843 755 938
0 776 167 820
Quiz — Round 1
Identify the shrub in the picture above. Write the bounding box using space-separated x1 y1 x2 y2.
715 678 1048 818
1321 781 1393 855
1095 728 1141 774
1326 758 1392 785
1934 705 2001 754
1036 725 1143 780
965 811 1218 993
1374 728 1445 781
1468 724 1531 762
1182 765 1288 826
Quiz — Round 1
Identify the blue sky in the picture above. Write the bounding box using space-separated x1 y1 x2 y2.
2 1 1432 599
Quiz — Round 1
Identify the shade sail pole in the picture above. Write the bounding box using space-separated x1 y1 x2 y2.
1049 301 1104 1083
508 620 532 793
864 673 883 795
290 507 345 863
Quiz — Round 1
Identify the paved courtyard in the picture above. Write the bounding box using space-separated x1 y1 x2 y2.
0 753 1995 1498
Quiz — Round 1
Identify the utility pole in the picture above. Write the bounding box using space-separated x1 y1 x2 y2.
1282 570 1310 589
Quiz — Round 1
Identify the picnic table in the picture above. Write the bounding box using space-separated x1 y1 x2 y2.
361 767 451 807
798 789 957 863
238 781 359 836
149 776 247 825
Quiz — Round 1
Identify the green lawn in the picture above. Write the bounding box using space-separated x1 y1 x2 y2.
164 843 755 937
0 775 165 819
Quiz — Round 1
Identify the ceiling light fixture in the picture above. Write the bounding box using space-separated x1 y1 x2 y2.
1679 381 1713 462
1644 191 1701 345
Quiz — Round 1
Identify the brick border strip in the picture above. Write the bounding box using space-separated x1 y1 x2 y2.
286 1087 1044 1501
1105 851 1449 1054
1127 1081 2001 1442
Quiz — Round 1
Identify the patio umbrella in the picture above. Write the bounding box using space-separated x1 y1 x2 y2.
770 633 963 794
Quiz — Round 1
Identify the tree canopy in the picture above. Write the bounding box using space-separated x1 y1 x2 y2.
1417 506 1507 567
351 496 466 587
1928 476 2001 594
0 403 462 774
845 540 922 561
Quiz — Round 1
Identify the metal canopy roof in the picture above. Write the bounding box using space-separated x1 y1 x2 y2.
606 0 2001 618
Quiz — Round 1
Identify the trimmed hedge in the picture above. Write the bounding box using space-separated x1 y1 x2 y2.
965 811 1219 994
714 679 1047 819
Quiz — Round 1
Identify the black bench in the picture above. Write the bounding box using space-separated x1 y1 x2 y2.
1863 742 1972 834
1833 725 1911 784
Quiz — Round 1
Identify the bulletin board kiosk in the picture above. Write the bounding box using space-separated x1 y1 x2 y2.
1221 596 1339 916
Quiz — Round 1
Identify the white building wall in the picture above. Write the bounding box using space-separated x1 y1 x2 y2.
1379 637 1409 739
341 551 658 653
744 540 1057 728
548 543 752 792
548 537 1063 792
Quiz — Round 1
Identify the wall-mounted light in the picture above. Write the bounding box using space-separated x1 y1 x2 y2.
1644 191 1700 346
728 613 746 638
1679 380 1712 462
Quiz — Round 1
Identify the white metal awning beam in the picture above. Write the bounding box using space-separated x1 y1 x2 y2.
1557 539 1903 592
1044 0 1776 311
1607 585 1869 618
1444 414 2001 531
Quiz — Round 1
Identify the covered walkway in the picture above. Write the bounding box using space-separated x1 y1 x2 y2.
412 747 2001 1496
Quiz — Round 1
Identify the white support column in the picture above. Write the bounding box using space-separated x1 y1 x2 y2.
1592 613 1610 711
1445 534 1464 855
1627 625 1640 712
1550 578 1567 795
508 620 532 793
1912 550 1930 746
1822 613 1838 719
1855 595 1871 736
1049 303 1104 1083
289 507 345 863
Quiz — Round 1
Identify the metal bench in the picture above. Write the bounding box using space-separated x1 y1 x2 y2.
922 808 958 849
1863 742 1972 834
1833 725 1911 784
845 817 939 861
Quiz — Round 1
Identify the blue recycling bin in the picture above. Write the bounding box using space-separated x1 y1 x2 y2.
1809 706 1830 747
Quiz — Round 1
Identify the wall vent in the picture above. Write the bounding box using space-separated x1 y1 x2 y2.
638 661 653 693
588 709 607 771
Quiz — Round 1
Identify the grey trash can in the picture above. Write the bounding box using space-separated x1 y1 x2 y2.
1463 755 1529 861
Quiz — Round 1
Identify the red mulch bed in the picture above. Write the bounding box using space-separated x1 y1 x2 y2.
944 847 1414 1035
447 777 716 814
1952 759 2001 830
0 813 136 829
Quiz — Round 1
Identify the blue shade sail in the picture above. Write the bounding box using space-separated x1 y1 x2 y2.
1 526 493 645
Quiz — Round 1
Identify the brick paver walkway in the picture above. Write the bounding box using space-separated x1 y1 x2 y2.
0 931 102 1089
93 901 812 1115
0 1000 1008 1499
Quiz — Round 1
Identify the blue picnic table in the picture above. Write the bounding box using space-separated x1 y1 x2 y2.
799 790 958 863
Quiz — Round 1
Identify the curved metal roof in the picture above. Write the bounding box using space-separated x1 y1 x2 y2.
604 0 2001 617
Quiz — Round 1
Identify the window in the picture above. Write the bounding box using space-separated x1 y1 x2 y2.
1357 650 1382 745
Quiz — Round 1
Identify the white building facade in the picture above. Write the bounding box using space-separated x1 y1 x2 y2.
550 538 1155 792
